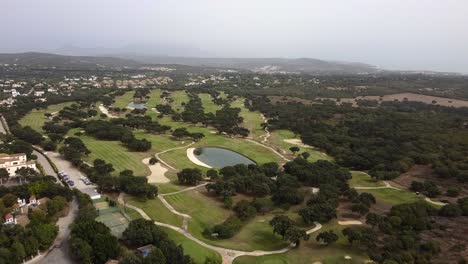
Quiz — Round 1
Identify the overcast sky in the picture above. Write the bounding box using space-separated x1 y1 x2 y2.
2 0 468 72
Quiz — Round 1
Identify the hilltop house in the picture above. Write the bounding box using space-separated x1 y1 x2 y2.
4 213 16 225
0 153 36 176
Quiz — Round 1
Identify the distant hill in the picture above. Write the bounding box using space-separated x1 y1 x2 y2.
117 55 379 74
0 52 140 68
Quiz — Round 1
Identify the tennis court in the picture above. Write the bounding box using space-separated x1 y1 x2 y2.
94 200 130 238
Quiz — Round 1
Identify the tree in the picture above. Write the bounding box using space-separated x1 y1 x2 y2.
439 204 462 217
0 168 9 184
233 200 257 221
206 169 219 180
149 157 158 165
46 196 67 215
284 226 309 247
177 168 203 185
172 128 190 139
289 146 300 154
10 241 26 264
70 237 93 264
143 248 166 264
301 152 310 160
316 231 338 246
269 215 293 238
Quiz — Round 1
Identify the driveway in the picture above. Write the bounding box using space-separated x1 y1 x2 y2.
31 198 79 264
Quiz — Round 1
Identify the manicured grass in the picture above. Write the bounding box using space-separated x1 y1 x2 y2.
133 130 182 153
113 91 134 108
162 227 222 264
72 129 149 175
157 182 185 194
270 129 332 162
19 102 73 132
124 207 143 221
231 98 265 139
128 197 184 227
164 189 286 251
233 221 369 264
145 89 163 107
199 93 221 113
363 188 423 206
348 171 385 188
171 90 190 112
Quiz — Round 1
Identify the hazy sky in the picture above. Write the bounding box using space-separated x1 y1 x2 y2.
2 0 468 72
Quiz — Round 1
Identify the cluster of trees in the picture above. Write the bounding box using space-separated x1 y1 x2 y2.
269 215 310 246
251 97 468 183
0 178 72 264
438 197 468 217
122 219 195 264
343 202 443 263
114 115 171 134
84 120 151 151
70 191 120 264
409 181 441 198
59 137 90 166
171 128 205 142
79 160 158 200
177 168 203 185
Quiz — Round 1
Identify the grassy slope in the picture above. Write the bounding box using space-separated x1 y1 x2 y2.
199 93 221 113
113 91 134 108
348 171 385 188
19 102 73 132
270 129 332 162
145 89 162 107
164 189 287 251
171 90 190 112
363 188 423 206
231 98 265 140
233 221 369 264
162 227 222 264
128 197 184 227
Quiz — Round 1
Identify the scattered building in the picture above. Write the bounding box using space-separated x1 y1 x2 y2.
0 153 36 176
4 213 16 225
137 245 154 257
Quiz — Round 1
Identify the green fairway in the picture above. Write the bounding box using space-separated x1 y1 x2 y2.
171 90 190 112
231 98 265 140
269 129 332 162
362 188 423 206
199 93 221 113
164 189 286 251
146 89 163 107
348 171 385 188
19 102 73 132
127 197 184 227
113 91 134 108
162 227 222 264
72 129 149 175
233 221 369 264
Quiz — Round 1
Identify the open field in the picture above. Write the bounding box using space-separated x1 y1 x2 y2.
199 93 221 113
164 188 287 251
162 227 222 264
19 102 73 132
348 171 385 188
145 89 163 107
231 98 265 140
127 197 184 227
233 221 369 264
113 91 134 108
171 90 190 112
269 129 332 162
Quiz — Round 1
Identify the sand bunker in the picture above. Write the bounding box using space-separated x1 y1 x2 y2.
99 104 118 118
143 158 170 183
186 148 212 168
283 138 313 148
338 220 363 225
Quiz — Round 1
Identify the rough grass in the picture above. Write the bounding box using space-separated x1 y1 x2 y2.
233 221 369 264
19 102 73 132
113 91 134 108
269 129 332 162
348 171 386 188
199 93 221 113
162 227 222 264
128 197 184 227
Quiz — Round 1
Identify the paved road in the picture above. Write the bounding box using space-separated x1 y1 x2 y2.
32 198 78 264
33 149 58 176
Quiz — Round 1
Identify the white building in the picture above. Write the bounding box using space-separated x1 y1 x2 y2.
34 91 45 97
0 153 36 176
4 213 16 225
